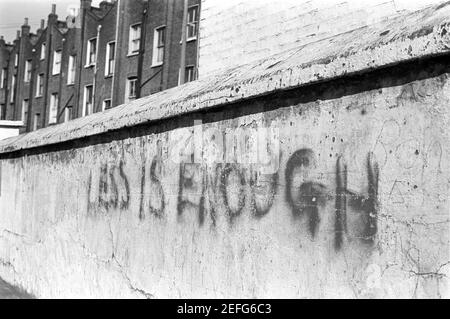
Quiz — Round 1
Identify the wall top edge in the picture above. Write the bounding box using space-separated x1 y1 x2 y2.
0 1 449 155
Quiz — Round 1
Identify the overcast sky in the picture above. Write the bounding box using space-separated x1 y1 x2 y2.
0 0 102 42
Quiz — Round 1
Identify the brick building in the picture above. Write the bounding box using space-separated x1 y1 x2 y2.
0 0 201 133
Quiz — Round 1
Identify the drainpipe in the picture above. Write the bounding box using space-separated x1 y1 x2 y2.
111 0 121 107
42 4 57 127
136 0 149 99
179 0 188 85
92 24 101 113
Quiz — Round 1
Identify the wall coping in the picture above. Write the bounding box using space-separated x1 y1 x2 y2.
0 1 449 155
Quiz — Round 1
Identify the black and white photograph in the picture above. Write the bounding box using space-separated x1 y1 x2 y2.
0 0 449 303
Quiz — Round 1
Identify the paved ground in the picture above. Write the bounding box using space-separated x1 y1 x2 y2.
0 277 33 299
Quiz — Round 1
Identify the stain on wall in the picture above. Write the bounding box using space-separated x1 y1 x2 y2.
0 61 449 299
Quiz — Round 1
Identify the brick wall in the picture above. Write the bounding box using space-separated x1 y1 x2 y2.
198 0 446 76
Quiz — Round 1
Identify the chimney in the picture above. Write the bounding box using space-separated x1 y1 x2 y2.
37 19 45 37
21 17 30 36
16 30 21 40
0 36 4 46
80 0 92 10
48 4 58 25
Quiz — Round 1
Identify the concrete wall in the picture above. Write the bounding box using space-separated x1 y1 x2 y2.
199 0 447 76
0 55 448 298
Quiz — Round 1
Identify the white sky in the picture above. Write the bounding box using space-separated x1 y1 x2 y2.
0 0 102 41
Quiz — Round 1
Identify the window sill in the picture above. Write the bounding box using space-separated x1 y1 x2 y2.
67 83 75 86
105 74 113 79
151 62 163 68
127 52 139 57
52 73 60 76
35 95 42 98
84 64 95 69
179 37 197 44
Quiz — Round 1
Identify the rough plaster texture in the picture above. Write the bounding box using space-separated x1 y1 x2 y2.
0 57 449 298
198 0 447 76
0 3 449 299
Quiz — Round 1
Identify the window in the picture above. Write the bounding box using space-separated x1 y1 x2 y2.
187 6 199 40
86 38 97 66
36 74 44 97
152 27 165 66
22 100 29 125
83 85 93 116
40 43 46 60
125 78 137 103
67 55 76 84
105 42 115 76
14 54 18 67
10 75 16 103
128 24 141 55
185 66 195 83
33 113 40 131
49 93 58 124
64 106 72 122
102 99 111 111
52 50 61 75
0 68 6 89
24 60 32 82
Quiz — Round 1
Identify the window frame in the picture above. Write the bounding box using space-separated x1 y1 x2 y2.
40 43 46 60
85 37 97 67
33 113 40 131
152 26 166 67
24 60 32 82
48 92 59 124
102 99 111 111
36 73 44 97
83 85 94 116
187 5 199 41
10 75 16 103
0 68 6 89
67 55 76 85
64 106 72 123
52 50 62 75
125 77 137 103
128 24 142 56
22 99 29 124
105 41 116 77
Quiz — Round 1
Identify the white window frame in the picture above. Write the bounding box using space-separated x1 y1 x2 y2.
152 26 165 67
125 78 137 103
83 85 93 116
52 50 62 75
86 37 97 67
33 113 40 131
105 41 115 76
187 5 199 41
102 99 111 111
0 68 6 89
36 73 44 97
49 93 58 124
185 65 195 83
64 106 72 123
40 43 46 60
14 54 18 67
24 60 32 82
67 55 76 85
128 24 141 56
10 75 15 103
22 99 29 124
